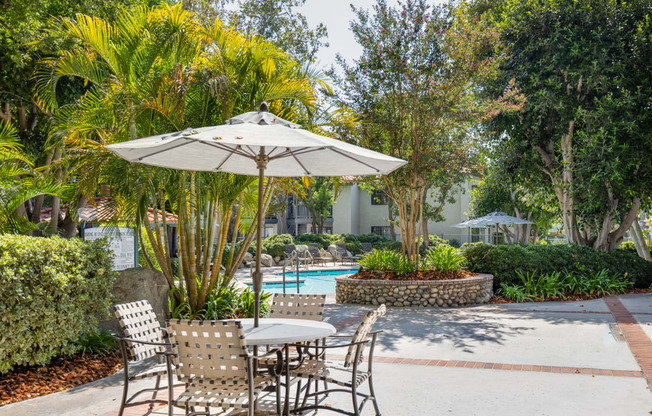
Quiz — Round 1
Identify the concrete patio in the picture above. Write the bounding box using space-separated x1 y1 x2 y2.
2 294 651 416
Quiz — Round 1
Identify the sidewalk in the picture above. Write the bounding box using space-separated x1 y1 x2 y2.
2 294 651 416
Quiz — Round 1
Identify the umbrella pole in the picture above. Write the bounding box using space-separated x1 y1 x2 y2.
253 148 268 328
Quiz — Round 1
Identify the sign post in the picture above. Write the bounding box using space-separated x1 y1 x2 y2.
83 227 138 271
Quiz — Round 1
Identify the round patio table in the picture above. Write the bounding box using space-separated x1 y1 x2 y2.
234 318 336 416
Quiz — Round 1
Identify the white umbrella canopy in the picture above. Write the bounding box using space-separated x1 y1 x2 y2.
106 103 407 326
107 119 405 177
452 211 534 228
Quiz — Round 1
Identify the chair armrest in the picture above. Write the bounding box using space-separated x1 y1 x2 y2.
114 335 171 347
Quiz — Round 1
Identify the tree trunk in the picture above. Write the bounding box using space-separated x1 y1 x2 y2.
388 201 396 241
630 219 650 261
421 187 429 248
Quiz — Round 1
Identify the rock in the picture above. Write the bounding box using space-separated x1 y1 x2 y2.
328 244 347 260
273 256 281 263
377 296 386 304
100 267 169 334
244 252 254 262
259 253 274 267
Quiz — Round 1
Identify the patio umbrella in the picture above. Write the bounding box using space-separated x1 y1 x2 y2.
452 211 533 244
106 103 406 326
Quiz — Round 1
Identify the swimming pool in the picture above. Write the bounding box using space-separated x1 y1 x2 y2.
259 268 359 294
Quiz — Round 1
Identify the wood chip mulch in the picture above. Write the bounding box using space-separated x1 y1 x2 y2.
350 269 475 281
0 351 123 406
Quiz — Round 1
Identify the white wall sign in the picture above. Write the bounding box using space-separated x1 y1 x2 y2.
84 227 138 271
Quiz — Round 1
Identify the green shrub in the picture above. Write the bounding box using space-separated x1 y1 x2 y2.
294 233 337 249
75 329 118 356
423 244 465 272
357 233 389 247
0 235 116 373
261 234 293 257
345 241 362 255
463 243 652 289
618 241 636 252
171 285 271 320
359 249 415 275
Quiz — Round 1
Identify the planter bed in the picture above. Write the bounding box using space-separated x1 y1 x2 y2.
336 273 493 307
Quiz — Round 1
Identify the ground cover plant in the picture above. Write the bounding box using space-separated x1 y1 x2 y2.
497 269 633 302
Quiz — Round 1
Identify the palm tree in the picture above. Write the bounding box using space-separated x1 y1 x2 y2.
36 3 326 314
0 122 60 234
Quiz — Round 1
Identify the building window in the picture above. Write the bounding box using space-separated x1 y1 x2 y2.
371 226 391 239
371 190 388 205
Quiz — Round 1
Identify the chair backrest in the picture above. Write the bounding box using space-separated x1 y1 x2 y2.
361 243 373 253
307 246 321 258
114 300 165 362
344 304 386 368
284 244 296 257
269 294 326 321
167 320 249 384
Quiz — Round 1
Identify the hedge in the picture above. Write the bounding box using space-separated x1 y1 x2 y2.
0 235 116 373
463 243 652 289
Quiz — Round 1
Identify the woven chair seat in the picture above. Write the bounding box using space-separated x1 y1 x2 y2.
291 359 370 388
173 376 275 408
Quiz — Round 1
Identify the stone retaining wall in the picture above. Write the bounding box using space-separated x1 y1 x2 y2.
335 273 493 307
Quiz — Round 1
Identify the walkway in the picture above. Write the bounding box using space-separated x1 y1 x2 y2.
1 294 651 415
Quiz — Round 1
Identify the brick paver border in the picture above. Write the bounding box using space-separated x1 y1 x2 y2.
605 296 652 388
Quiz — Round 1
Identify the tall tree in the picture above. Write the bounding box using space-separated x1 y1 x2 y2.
37 3 324 314
481 0 652 250
223 0 328 63
333 0 524 260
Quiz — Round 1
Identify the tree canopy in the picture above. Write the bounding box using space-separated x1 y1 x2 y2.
480 0 652 250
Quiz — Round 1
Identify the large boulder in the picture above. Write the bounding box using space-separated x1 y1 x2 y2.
244 252 254 262
328 244 347 260
100 267 169 333
259 253 274 267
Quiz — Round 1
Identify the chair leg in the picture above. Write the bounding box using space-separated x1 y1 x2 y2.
151 374 161 407
368 374 382 416
276 376 282 416
294 379 303 411
118 375 129 416
351 383 361 416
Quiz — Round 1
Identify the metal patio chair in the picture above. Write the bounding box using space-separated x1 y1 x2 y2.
290 304 386 416
166 320 283 416
307 245 328 266
269 294 326 321
113 300 178 416
335 243 362 265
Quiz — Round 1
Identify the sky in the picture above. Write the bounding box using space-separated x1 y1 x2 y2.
299 0 394 69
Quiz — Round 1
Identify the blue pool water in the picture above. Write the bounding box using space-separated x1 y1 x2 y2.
258 268 359 294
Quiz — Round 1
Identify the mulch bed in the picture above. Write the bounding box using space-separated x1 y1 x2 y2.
0 351 123 406
350 269 475 281
489 287 652 304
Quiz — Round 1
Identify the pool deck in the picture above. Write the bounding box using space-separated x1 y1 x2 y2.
3 293 652 416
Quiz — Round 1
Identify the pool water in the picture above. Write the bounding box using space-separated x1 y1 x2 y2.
259 268 359 294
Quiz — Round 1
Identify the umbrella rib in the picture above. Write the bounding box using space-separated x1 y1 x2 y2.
135 139 194 161
290 152 311 175
269 147 323 161
266 146 280 158
244 145 259 157
199 141 254 159
328 148 380 173
213 151 235 171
